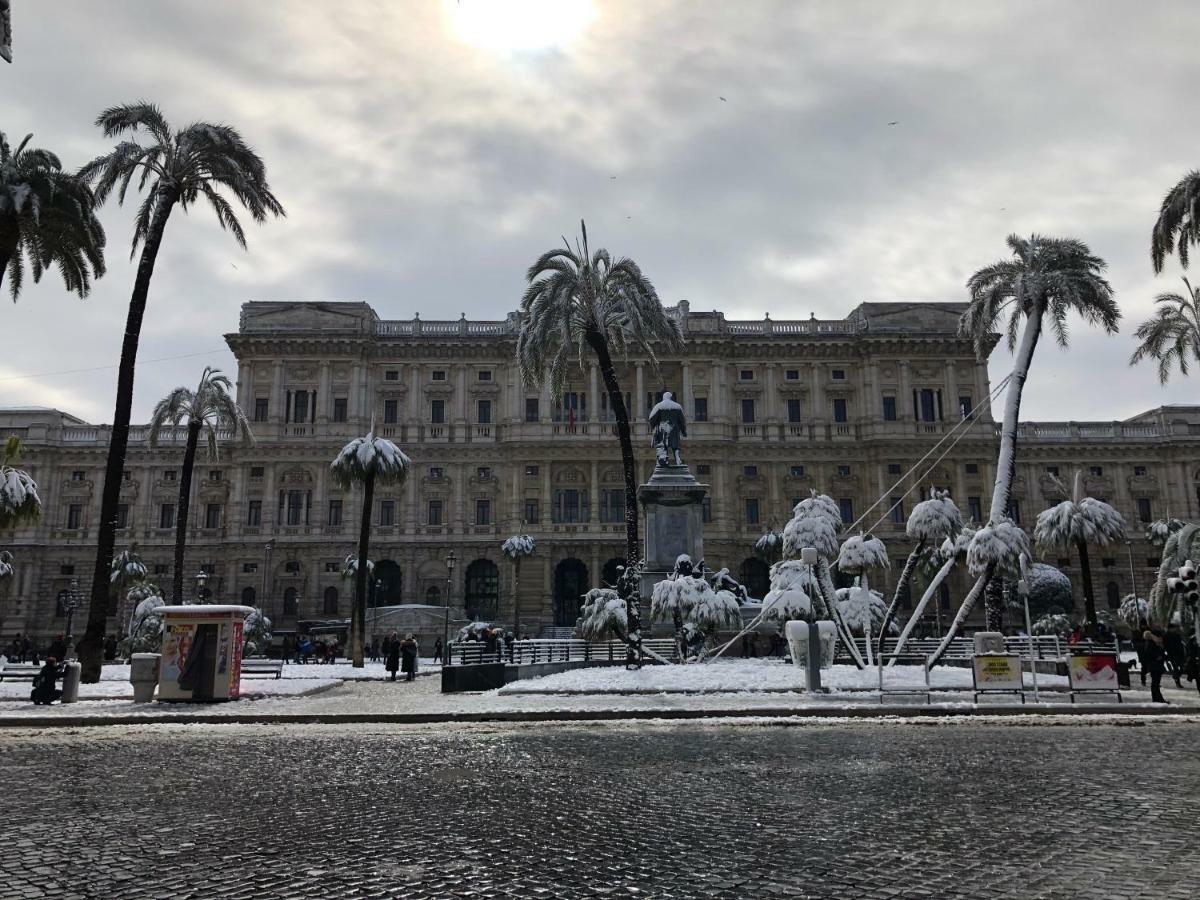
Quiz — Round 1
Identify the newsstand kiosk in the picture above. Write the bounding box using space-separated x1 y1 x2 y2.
157 605 253 702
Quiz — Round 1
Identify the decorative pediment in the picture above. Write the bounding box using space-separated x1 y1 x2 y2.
60 479 95 496
119 479 141 501
278 466 314 486
555 466 586 485
288 365 317 382
424 383 455 399
1127 473 1160 496
469 472 499 490
198 479 232 500
600 466 623 484
1084 475 1114 497
469 383 501 397
1038 474 1066 500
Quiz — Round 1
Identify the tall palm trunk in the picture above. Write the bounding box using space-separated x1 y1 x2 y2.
351 469 376 668
79 194 176 682
891 553 957 664
980 301 1044 631
587 332 642 660
877 539 925 661
172 420 202 604
1077 539 1097 627
928 571 989 669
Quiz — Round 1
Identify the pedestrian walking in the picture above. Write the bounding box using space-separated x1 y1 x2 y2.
432 637 444 665
485 626 500 662
384 631 401 681
1143 628 1169 704
503 630 515 663
1164 626 1187 689
400 634 419 682
30 657 63 705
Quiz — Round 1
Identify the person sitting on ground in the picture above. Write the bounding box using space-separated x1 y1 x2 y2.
400 634 419 682
30 657 63 706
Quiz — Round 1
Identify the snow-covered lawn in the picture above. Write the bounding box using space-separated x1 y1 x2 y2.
499 658 1069 695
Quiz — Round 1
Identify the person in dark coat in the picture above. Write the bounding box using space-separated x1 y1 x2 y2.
503 630 515 662
30 657 63 705
1164 626 1187 688
1143 629 1169 704
47 634 67 661
432 637 444 665
384 631 401 681
1185 637 1200 697
484 627 500 661
400 634 418 682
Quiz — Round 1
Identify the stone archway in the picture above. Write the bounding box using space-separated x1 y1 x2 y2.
554 558 589 627
738 558 770 601
602 557 626 589
374 559 403 605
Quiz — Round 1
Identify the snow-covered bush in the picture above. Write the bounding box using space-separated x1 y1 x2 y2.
754 530 783 563
119 587 166 655
761 560 820 623
1019 562 1074 618
1118 594 1150 627
456 621 494 641
650 575 740 632
836 533 888 574
1032 612 1073 637
243 608 273 657
782 491 840 559
576 588 625 641
907 489 964 544
835 580 896 636
0 460 40 529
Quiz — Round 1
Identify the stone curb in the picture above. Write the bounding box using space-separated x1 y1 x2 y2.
1 701 1195 729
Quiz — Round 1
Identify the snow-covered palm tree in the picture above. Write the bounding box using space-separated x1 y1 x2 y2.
1 130 106 301
1118 594 1150 629
0 437 40 529
878 490 962 658
342 553 375 581
78 103 284 682
650 571 740 659
577 588 626 642
148 366 253 605
110 545 149 628
330 428 410 666
1146 517 1185 548
1152 170 1200 273
762 560 818 624
1033 471 1127 626
959 234 1117 629
501 534 536 637
517 221 683 658
892 526 974 661
1129 278 1200 383
754 529 783 564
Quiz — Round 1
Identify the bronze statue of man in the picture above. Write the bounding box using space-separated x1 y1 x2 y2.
648 391 687 467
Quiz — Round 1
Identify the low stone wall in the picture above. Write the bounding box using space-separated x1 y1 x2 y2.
441 659 627 693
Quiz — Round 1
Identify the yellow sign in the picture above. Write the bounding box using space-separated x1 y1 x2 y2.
973 654 1023 692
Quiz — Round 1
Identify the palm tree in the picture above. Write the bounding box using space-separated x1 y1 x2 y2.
517 220 682 658
76 103 284 681
892 525 974 661
1129 278 1200 383
1033 471 1128 627
330 428 410 667
148 367 253 604
877 489 963 659
1 131 105 301
501 534 536 638
1151 170 1200 273
959 234 1117 629
109 544 148 632
754 529 783 564
0 436 40 528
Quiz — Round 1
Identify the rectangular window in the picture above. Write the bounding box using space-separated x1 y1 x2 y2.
1089 466 1103 477
478 370 492 382
600 489 623 523
838 498 854 523
837 465 851 478
786 398 802 423
247 500 262 526
743 465 758 477
154 564 169 576
285 490 307 527
888 463 902 475
697 464 711 475
384 370 399 381
790 465 805 477
741 398 756 424
745 498 760 525
243 563 258 574
702 497 712 524
693 397 708 422
1046 466 1059 477
968 496 983 522
250 466 264 479
555 489 584 524
254 398 268 422
966 463 979 475
431 370 447 381
430 466 444 479
477 399 492 424
959 395 973 418
831 369 846 380
890 497 904 525
1009 500 1022 525
524 499 539 524
116 504 129 529
475 499 491 526
1137 497 1153 523
916 388 939 422
379 500 395 527
785 369 800 381
833 398 848 423
882 396 897 421
428 499 443 526
164 470 177 482
332 398 348 423
739 369 754 381
204 503 221 529
525 465 539 477
293 391 309 424
209 469 222 481
384 399 398 424
1134 466 1147 477
430 399 445 424
71 470 85 481
477 467 491 479
328 499 342 526
285 560 301 574
525 397 540 422
324 562 339 573
159 504 175 529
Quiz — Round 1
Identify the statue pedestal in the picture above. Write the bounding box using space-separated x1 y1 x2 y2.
637 464 708 600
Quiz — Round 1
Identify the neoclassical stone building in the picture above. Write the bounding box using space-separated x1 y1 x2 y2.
1 300 1194 640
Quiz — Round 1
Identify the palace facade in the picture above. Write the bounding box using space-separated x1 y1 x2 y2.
2 300 1196 640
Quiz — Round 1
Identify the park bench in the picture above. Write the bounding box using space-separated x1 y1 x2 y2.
241 659 283 679
0 663 41 681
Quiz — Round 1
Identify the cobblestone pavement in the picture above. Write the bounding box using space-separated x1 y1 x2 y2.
1 720 1198 899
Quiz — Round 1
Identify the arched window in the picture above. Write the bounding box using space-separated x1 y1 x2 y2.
425 586 442 605
738 558 770 602
553 558 589 626
602 558 626 588
1106 581 1121 610
240 586 256 606
283 587 299 617
374 559 403 605
323 586 339 616
465 559 500 621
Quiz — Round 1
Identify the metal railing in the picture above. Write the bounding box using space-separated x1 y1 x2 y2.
445 638 678 667
837 635 1117 664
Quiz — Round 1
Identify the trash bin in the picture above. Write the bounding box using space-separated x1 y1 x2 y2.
61 661 81 704
1116 660 1132 688
130 653 160 703
157 605 254 703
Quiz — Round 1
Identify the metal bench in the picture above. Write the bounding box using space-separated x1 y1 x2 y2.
241 659 283 679
0 664 41 681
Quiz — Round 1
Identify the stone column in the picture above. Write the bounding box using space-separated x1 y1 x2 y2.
808 363 824 420
317 362 331 425
899 360 912 421
511 465 522 525
542 463 553 523
541 382 552 424
403 469 418 533
270 362 284 424
765 364 778 422
975 362 992 422
945 360 959 420
456 366 468 423
589 365 599 422
589 459 599 523
408 365 421 422
681 361 692 410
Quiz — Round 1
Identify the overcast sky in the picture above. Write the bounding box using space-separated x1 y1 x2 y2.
2 0 1198 423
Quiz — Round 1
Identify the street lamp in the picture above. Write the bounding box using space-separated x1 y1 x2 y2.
1125 539 1139 603
62 578 80 643
195 570 209 604
444 550 457 665
373 577 384 649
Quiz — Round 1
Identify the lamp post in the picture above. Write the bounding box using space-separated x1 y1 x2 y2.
1017 577 1039 703
1125 540 1139 603
373 577 384 651
62 578 80 643
444 550 457 665
195 570 209 604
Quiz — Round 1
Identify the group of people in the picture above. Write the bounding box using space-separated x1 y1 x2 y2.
1135 625 1200 704
279 635 342 664
460 625 514 661
381 631 420 681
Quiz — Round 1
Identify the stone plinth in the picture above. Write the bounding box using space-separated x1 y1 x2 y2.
638 464 708 599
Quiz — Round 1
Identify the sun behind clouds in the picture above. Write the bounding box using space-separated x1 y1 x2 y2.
444 0 596 54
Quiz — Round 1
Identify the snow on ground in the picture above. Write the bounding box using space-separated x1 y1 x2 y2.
498 658 1068 694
